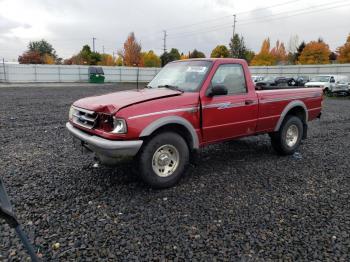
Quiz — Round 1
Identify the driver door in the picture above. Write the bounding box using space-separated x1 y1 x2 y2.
201 63 258 143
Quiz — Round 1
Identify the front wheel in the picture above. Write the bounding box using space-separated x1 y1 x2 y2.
137 132 189 188
270 115 303 155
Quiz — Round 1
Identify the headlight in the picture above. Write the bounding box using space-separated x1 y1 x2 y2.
68 106 75 120
111 117 127 134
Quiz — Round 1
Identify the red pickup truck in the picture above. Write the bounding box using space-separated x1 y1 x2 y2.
66 59 323 188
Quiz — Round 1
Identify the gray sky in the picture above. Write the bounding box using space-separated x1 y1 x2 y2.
1 0 350 61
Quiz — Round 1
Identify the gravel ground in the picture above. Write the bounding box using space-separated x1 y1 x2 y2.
0 83 349 261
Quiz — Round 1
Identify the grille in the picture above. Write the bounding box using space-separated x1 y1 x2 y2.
72 106 98 129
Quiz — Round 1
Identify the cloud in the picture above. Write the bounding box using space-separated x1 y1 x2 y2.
0 0 349 61
0 15 30 34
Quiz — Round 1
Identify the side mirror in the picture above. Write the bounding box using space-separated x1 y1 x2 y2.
208 85 228 97
330 79 335 83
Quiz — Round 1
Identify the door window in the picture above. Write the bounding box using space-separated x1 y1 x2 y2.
211 64 247 94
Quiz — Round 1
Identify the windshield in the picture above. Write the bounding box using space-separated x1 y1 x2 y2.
147 60 212 92
310 76 330 82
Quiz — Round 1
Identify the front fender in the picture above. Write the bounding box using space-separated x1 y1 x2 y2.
139 116 199 149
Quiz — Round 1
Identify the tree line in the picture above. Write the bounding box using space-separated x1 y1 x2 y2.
18 32 350 67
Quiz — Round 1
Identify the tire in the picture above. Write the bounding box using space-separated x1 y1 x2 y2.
270 115 303 155
137 132 189 188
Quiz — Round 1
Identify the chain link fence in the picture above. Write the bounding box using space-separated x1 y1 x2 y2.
1 63 350 83
0 64 161 83
0 59 6 82
250 64 350 78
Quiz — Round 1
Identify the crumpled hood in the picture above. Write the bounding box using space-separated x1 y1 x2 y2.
73 88 182 114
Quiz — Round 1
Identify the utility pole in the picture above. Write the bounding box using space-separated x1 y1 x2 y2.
162 30 168 53
102 45 105 54
232 14 237 40
92 37 96 52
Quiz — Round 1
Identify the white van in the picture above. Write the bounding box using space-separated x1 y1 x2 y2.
305 75 349 95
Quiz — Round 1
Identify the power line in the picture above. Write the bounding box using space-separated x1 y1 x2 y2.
238 0 348 24
239 1 350 26
168 0 348 38
166 0 302 32
167 0 350 40
171 1 344 38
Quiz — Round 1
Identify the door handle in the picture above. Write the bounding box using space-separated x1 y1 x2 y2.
245 100 254 105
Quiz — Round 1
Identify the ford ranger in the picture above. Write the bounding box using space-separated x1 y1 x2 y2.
66 59 323 188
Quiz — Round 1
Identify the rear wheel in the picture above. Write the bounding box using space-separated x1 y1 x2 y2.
270 115 303 155
137 132 189 188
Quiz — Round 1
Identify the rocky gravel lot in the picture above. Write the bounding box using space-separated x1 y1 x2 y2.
0 83 349 261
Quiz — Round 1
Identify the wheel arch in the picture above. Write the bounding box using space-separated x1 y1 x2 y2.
139 116 199 149
274 100 308 132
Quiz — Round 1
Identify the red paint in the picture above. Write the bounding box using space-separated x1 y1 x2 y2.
70 58 323 147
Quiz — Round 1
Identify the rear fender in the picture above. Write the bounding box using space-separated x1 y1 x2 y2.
274 100 308 132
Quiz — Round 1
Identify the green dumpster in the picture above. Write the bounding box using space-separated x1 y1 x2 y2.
88 67 105 83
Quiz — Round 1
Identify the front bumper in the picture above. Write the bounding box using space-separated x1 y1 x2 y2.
66 122 143 165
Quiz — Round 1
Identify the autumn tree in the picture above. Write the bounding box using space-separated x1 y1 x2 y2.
337 34 350 63
142 50 161 67
116 56 123 66
28 40 57 58
270 40 287 64
298 40 331 64
250 38 276 66
119 32 142 66
19 39 60 64
180 52 189 60
99 54 115 66
42 53 55 64
210 45 229 58
189 49 205 58
18 51 42 64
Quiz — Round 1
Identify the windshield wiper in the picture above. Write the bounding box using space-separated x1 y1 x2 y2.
157 84 183 92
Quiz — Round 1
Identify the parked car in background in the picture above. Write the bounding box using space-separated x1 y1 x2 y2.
304 75 349 95
331 76 350 96
255 76 296 89
251 75 264 83
293 75 310 86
